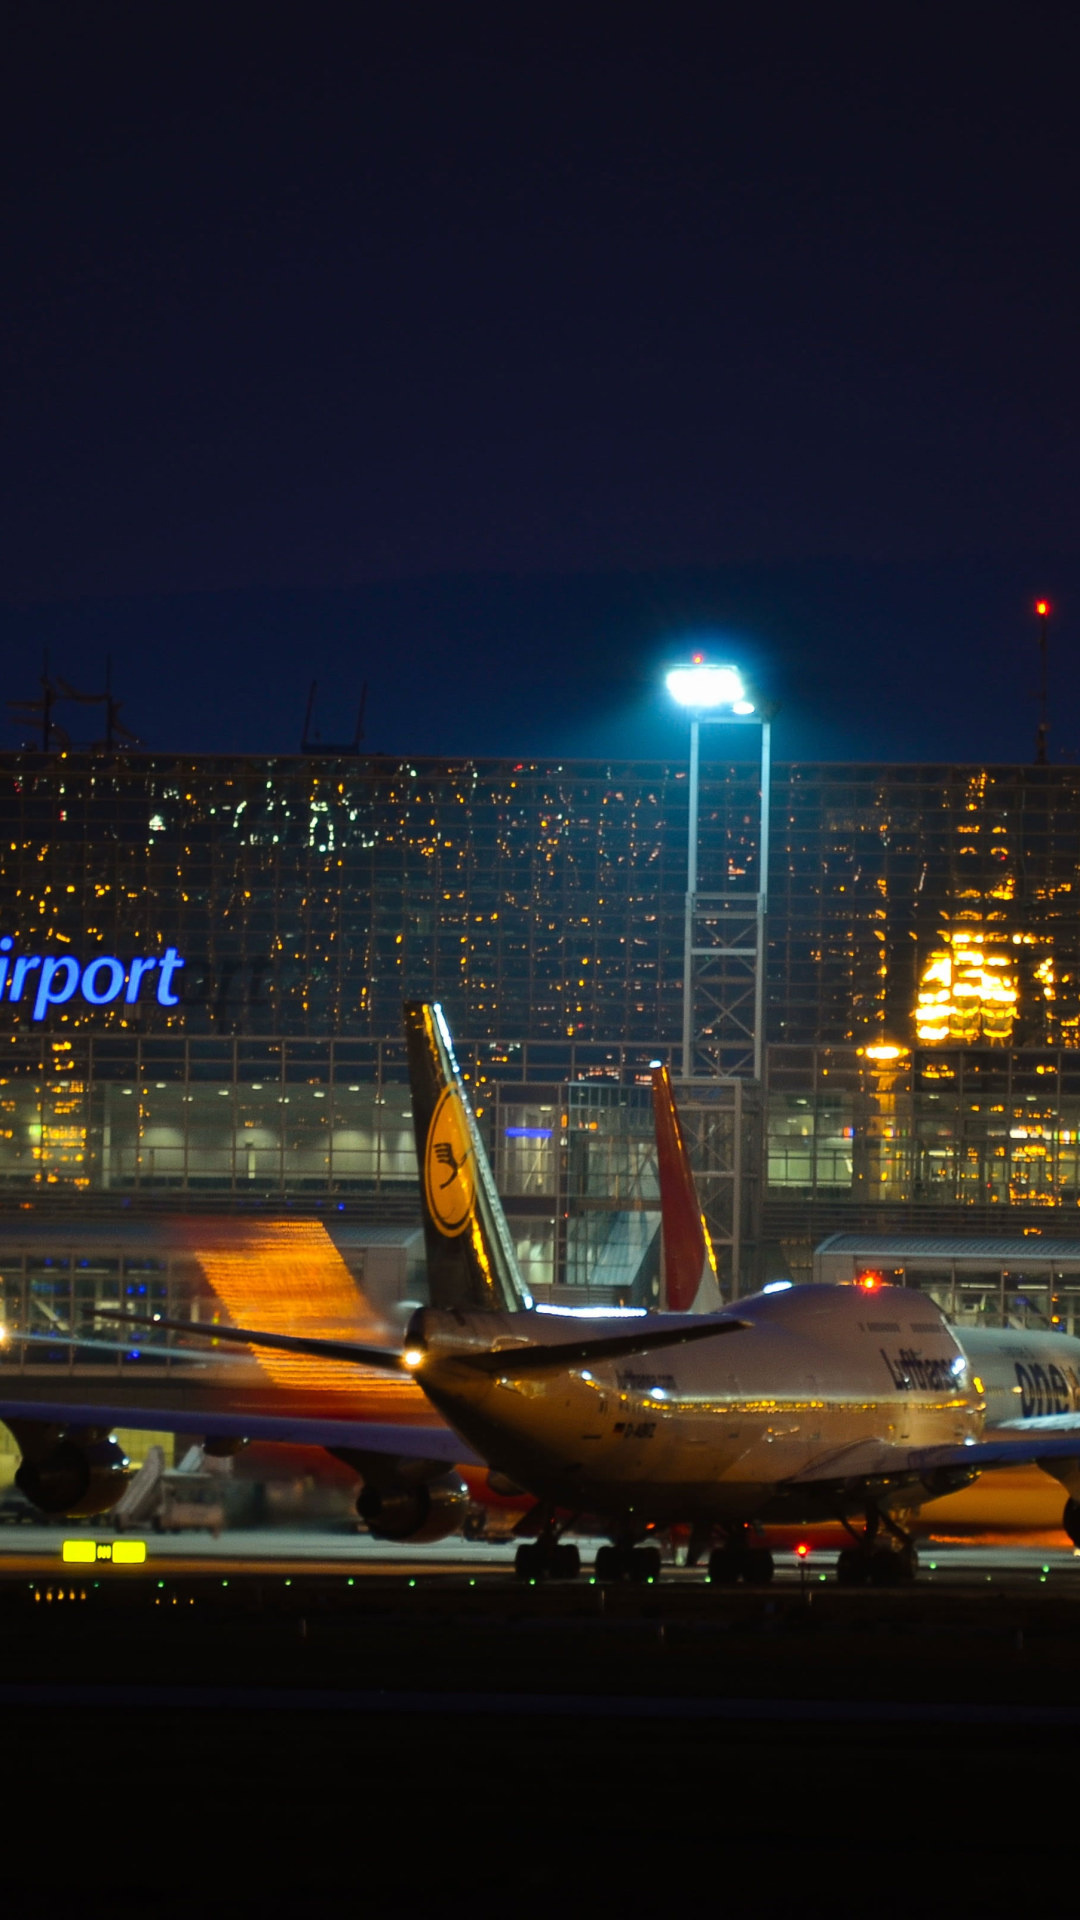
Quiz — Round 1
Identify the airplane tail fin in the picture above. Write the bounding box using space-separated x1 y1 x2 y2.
651 1066 724 1313
404 1002 533 1313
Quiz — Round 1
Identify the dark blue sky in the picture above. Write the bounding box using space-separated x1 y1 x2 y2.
3 4 1079 764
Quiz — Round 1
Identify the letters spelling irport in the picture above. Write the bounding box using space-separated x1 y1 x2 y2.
0 941 185 1019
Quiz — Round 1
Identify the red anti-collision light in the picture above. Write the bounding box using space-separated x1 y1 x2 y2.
856 1270 885 1291
795 1543 810 1560
1036 600 1051 616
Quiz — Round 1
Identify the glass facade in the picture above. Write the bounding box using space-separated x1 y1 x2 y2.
4 749 1080 1295
0 752 700 1042
769 763 1080 1050
766 1045 1080 1211
4 752 1077 1051
0 1032 674 1300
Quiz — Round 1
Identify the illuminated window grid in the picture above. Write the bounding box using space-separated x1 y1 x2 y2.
0 752 711 1045
765 1042 1080 1215
7 751 1080 1055
0 1032 683 1203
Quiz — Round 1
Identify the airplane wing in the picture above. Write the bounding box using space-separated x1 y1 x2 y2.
0 1391 482 1465
904 1427 1080 1474
461 1316 747 1374
93 1305 748 1372
93 1308 408 1371
784 1423 1080 1488
779 1439 917 1484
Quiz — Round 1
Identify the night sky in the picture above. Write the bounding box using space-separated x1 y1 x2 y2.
4 4 1080 765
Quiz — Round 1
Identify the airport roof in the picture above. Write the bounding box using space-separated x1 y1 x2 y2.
815 1232 1080 1269
0 1217 423 1252
330 1223 422 1247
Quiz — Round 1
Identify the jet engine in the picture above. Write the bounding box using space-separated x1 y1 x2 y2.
356 1470 469 1543
7 1423 131 1518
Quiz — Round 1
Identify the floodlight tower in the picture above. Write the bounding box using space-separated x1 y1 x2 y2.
666 656 772 1081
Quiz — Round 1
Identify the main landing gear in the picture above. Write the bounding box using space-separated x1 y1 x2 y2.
514 1514 580 1581
835 1505 918 1587
594 1543 663 1584
515 1539 580 1580
707 1526 774 1587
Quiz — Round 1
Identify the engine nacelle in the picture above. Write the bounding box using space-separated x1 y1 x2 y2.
357 1471 469 1543
13 1433 131 1518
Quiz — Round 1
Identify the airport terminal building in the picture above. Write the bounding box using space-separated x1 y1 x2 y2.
3 748 1080 1315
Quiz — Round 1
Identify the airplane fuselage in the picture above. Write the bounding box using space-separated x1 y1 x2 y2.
409 1284 982 1530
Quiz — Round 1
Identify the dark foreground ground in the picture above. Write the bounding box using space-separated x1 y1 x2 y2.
4 1572 1073 1916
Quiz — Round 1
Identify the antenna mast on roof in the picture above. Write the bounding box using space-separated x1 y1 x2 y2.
6 654 140 751
301 680 367 753
1034 599 1051 766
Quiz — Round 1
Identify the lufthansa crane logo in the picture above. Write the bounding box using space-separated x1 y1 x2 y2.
424 1086 476 1237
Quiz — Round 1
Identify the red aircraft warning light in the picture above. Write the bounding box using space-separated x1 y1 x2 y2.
1036 600 1051 617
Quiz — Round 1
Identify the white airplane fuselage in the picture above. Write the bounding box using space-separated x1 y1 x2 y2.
410 1284 982 1529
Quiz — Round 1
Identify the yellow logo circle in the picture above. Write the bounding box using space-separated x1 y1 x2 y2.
424 1087 476 1237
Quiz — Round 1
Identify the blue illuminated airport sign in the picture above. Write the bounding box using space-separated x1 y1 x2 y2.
0 942 185 1019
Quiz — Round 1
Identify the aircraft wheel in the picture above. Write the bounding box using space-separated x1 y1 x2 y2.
835 1547 870 1587
515 1542 544 1581
595 1545 623 1583
554 1543 581 1580
628 1546 662 1584
744 1547 774 1586
869 1551 902 1587
707 1546 741 1585
870 1546 917 1587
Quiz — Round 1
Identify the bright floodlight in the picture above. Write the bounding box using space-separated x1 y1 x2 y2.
665 661 753 712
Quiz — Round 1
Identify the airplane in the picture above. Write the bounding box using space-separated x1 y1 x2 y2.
8 999 1080 1589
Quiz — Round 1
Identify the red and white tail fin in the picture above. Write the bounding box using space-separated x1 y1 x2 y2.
651 1065 723 1313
